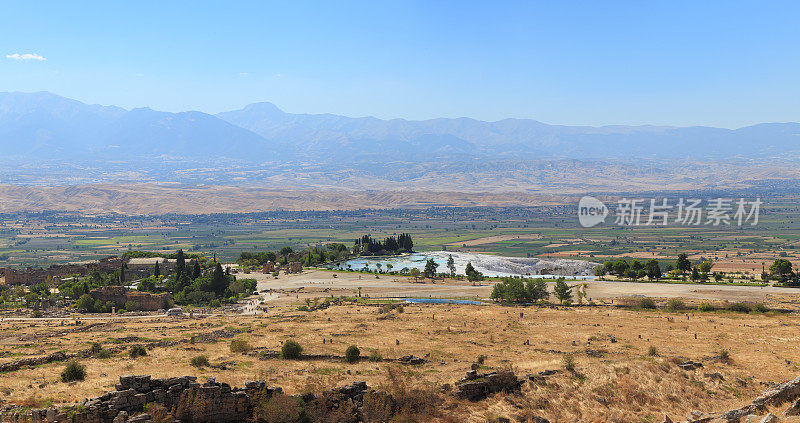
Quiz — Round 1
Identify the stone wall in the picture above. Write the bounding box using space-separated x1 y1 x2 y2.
2 257 122 286
90 287 172 311
0 375 367 423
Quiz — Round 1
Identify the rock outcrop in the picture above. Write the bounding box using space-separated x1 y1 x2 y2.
0 376 373 423
455 370 523 401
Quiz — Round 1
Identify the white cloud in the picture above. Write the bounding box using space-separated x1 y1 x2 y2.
6 53 47 61
239 72 250 76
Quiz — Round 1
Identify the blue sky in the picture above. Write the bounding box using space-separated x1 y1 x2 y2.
1 1 798 127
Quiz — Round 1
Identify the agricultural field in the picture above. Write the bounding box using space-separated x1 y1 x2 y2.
3 192 800 276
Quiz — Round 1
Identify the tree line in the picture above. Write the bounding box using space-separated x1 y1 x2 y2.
490 277 575 305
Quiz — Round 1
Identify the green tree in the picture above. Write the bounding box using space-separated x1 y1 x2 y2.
153 261 161 277
691 267 700 282
553 278 573 305
612 259 629 276
192 260 202 279
525 279 549 302
280 246 294 260
645 259 661 280
465 262 476 277
76 294 95 312
210 263 228 297
175 249 186 278
699 261 714 274
446 254 456 277
424 258 439 278
769 258 793 279
676 253 691 275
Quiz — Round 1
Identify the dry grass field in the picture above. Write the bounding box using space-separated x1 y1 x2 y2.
3 299 800 422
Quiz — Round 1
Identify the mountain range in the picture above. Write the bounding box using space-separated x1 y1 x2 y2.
2 91 799 163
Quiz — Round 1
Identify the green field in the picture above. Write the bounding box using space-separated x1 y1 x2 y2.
2 192 800 270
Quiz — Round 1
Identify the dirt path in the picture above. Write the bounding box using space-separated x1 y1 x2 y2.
249 269 800 304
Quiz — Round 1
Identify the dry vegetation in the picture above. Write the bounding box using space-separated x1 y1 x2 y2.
3 300 800 421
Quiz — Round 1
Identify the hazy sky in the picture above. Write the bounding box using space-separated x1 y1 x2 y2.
2 1 798 127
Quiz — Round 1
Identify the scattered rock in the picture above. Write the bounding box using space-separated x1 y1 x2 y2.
398 355 426 365
678 361 704 370
455 370 523 401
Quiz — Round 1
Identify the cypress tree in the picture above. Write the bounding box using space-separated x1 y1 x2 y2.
175 249 186 277
211 263 227 297
192 260 202 279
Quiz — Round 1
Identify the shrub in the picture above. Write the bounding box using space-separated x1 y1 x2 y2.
753 303 769 313
637 298 657 310
719 349 732 363
229 339 252 353
61 360 86 382
563 353 576 373
665 299 686 312
698 302 715 312
345 345 361 363
281 339 303 359
90 342 103 355
368 350 383 362
190 355 210 368
648 346 658 357
129 345 147 358
477 354 486 365
297 305 310 312
96 348 112 359
729 302 751 313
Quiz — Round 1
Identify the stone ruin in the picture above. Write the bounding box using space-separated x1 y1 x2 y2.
0 375 369 423
90 286 172 311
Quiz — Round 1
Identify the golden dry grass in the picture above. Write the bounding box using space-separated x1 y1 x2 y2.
2 303 800 421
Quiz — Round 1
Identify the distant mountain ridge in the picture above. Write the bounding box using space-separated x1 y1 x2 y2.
1 91 799 163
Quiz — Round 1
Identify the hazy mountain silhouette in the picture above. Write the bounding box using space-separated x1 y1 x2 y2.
2 91 799 163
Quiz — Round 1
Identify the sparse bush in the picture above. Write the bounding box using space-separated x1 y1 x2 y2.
281 339 303 359
345 345 360 363
753 303 769 313
190 355 210 368
61 360 86 382
729 302 751 313
96 348 112 359
90 342 103 355
698 302 715 312
229 339 252 353
129 345 147 359
648 345 658 357
637 298 657 310
297 305 310 312
477 354 486 365
368 350 383 362
719 349 732 363
665 299 686 312
563 353 576 373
